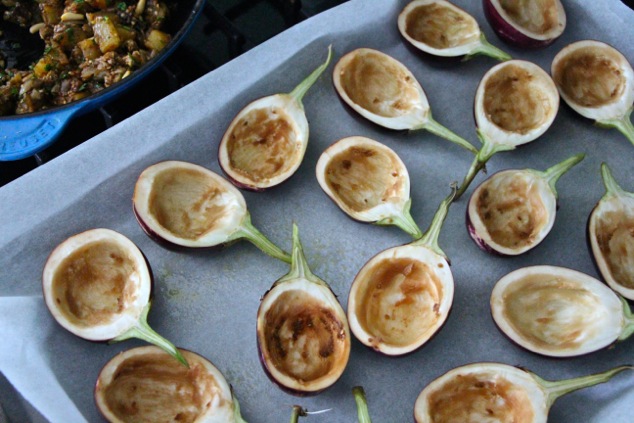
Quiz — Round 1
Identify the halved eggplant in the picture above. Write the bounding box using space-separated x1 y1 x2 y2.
467 153 584 255
217 46 332 190
551 40 634 146
483 0 566 48
490 265 634 357
456 59 560 199
347 188 455 356
414 362 631 423
398 0 511 61
42 228 187 365
588 163 634 300
133 160 290 263
315 136 422 238
95 346 246 422
332 48 478 154
256 224 351 395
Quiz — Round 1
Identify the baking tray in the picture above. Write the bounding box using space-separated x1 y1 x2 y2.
1 0 633 421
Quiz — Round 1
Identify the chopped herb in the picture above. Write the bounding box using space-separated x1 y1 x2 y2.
10 87 19 96
117 2 127 11
44 45 53 55
73 0 85 4
11 42 21 49
78 82 88 91
60 71 69 79
44 63 53 71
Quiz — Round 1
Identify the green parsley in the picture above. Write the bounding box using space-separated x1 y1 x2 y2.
44 63 53 72
10 87 19 96
78 82 88 92
117 2 127 11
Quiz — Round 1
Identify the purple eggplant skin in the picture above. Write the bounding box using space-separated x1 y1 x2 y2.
482 0 560 49
465 207 506 257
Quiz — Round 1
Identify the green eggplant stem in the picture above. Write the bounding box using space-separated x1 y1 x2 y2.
618 296 634 341
353 386 372 423
290 45 333 103
110 301 188 367
375 198 423 239
233 211 291 263
600 162 628 197
541 153 585 197
534 365 634 409
597 106 634 146
276 224 327 288
289 406 307 423
421 114 479 154
411 184 457 260
464 33 512 62
231 388 248 423
454 130 515 200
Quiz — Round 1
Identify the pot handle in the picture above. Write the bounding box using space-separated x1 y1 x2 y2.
0 106 79 161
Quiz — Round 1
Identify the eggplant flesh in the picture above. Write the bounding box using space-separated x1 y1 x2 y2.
553 46 626 109
469 171 554 254
261 287 348 383
95 347 235 423
322 142 406 214
483 64 555 134
51 239 140 327
402 2 480 50
592 198 634 290
337 50 421 119
497 0 560 36
491 266 624 357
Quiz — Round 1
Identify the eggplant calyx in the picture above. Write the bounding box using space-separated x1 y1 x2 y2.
415 114 478 154
600 162 631 199
455 130 514 200
617 296 634 342
230 211 291 263
110 301 189 367
531 365 633 409
411 184 457 260
353 386 372 423
375 198 423 239
289 45 333 104
540 153 585 198
596 106 634 146
463 33 512 63
276 224 325 287
231 387 248 423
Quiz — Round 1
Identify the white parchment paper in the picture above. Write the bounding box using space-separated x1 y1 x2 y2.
1 0 633 421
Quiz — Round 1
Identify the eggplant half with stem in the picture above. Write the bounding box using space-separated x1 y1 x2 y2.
456 59 560 199
414 362 632 422
551 40 634 146
490 265 634 357
95 346 246 423
217 46 332 190
332 48 478 154
588 163 634 300
467 153 584 256
42 228 187 366
256 224 351 395
483 0 566 49
398 0 511 62
347 187 456 356
315 136 422 238
133 161 290 263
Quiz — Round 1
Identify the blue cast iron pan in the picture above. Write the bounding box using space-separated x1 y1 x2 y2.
0 0 205 161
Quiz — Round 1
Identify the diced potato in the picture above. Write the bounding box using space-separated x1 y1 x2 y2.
92 16 121 53
85 0 111 10
144 29 170 52
33 47 69 78
116 25 136 42
78 37 101 60
40 3 62 25
86 11 119 25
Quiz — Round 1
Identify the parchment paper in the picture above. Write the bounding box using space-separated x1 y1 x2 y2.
1 0 633 421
